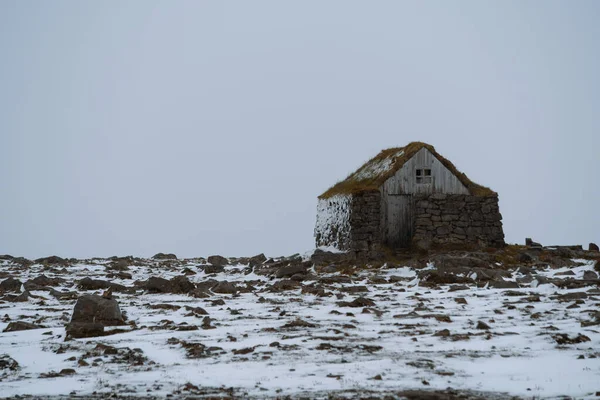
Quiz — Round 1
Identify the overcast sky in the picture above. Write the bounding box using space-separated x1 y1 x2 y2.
1 1 599 259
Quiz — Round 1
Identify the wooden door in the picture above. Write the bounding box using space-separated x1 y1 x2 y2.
386 194 414 248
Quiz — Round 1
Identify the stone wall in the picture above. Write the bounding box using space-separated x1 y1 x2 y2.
412 194 505 249
315 195 352 250
348 191 382 259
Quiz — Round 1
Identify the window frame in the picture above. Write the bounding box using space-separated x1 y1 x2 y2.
415 167 432 184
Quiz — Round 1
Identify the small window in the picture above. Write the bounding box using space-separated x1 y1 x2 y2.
416 168 432 184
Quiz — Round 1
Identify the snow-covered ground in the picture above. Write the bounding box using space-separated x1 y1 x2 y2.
0 254 599 399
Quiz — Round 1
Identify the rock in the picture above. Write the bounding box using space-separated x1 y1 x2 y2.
454 297 468 305
310 249 353 265
269 279 301 292
149 303 181 311
282 318 317 329
275 263 308 278
49 288 78 300
189 288 211 298
431 255 490 269
170 276 195 293
448 285 469 292
181 268 196 276
525 238 542 247
420 271 474 285
555 270 576 276
66 322 104 339
248 253 267 267
476 321 491 330
70 294 124 326
433 329 450 337
142 277 172 293
152 253 178 260
583 270 598 280
106 271 133 279
552 333 591 345
8 290 31 302
339 285 369 294
30 274 64 287
211 281 237 294
184 306 209 316
141 276 194 294
0 355 19 371
0 278 22 293
34 256 68 265
78 278 128 292
486 280 519 289
518 252 535 263
337 297 376 308
207 255 229 267
557 292 588 301
589 243 599 252
201 316 215 330
203 265 225 274
107 259 131 271
3 321 42 332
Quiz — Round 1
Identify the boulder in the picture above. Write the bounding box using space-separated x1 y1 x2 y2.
152 253 178 260
34 256 68 265
589 243 599 252
275 263 309 278
476 321 491 330
431 255 490 269
486 280 520 289
141 277 172 293
419 271 475 285
337 297 376 308
310 249 353 265
211 281 237 294
248 253 267 267
518 252 535 263
141 276 194 294
0 277 22 293
49 288 78 300
3 321 42 332
269 279 301 292
11 257 33 267
583 270 598 280
170 276 195 293
78 278 129 292
107 260 131 271
70 294 124 326
203 265 225 274
207 255 229 267
525 238 542 247
29 275 64 287
8 291 31 302
0 355 19 371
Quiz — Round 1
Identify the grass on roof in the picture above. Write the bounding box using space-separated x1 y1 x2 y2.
319 141 495 199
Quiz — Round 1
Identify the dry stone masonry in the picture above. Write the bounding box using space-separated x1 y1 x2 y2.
412 194 504 249
348 191 382 258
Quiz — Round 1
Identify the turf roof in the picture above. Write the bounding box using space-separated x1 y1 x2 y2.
319 142 496 199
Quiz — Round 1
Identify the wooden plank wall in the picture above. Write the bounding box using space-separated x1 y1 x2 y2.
380 147 469 246
383 147 470 195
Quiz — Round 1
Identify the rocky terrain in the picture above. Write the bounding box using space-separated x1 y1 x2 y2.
0 244 599 399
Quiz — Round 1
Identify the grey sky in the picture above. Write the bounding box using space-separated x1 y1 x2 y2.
1 1 599 259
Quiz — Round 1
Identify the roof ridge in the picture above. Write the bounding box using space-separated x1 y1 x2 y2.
318 142 495 198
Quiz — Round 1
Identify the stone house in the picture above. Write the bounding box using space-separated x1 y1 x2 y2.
315 142 505 258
